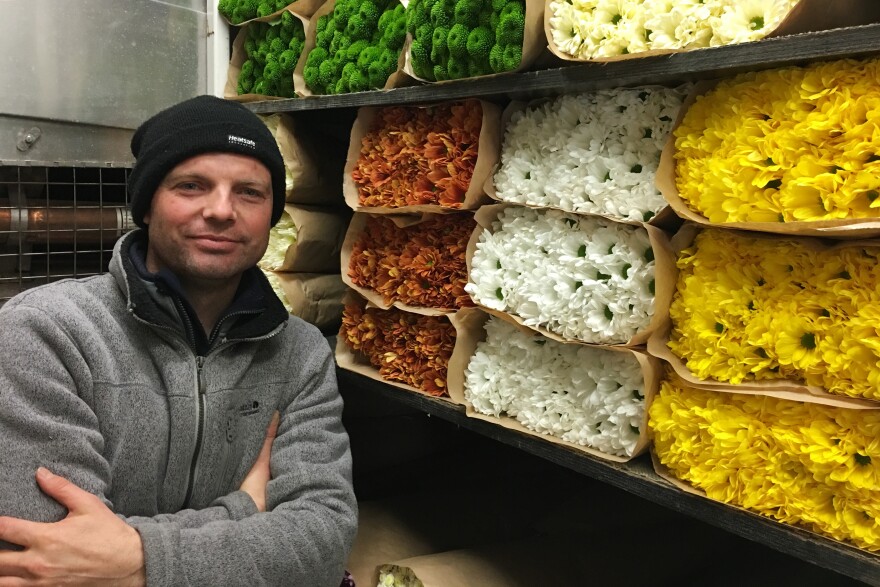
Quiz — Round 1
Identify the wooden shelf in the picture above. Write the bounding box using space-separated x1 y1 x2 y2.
338 369 880 585
246 23 880 113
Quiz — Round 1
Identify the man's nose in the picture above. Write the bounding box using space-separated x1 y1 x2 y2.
203 188 236 221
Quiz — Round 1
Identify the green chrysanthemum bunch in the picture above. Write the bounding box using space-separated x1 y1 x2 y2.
303 0 407 95
219 0 289 25
407 0 525 81
237 11 305 97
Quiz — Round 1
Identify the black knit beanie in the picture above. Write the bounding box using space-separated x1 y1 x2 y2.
128 95 286 229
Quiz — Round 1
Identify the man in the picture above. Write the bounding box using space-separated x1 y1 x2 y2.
0 95 357 585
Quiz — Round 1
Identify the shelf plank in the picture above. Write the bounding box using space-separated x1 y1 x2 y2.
246 23 880 113
337 369 880 586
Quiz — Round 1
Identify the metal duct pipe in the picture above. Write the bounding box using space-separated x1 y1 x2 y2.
0 201 133 245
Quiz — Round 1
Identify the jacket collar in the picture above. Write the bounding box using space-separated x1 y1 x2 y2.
110 230 288 351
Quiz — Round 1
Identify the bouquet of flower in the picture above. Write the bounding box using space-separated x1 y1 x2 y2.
465 316 647 457
406 0 526 81
340 296 456 396
219 0 290 24
673 57 880 224
259 209 299 271
234 12 306 97
650 375 880 551
493 86 688 222
548 0 798 60
302 0 407 94
352 101 483 209
466 206 655 343
667 227 880 401
347 214 475 310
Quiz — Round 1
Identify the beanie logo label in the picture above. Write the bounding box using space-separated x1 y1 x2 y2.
228 134 256 149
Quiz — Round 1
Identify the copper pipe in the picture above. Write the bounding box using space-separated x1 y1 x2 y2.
0 201 133 245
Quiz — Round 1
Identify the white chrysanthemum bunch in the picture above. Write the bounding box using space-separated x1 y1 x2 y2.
258 210 298 271
549 0 798 59
466 206 655 343
378 566 422 587
493 87 688 221
465 316 646 456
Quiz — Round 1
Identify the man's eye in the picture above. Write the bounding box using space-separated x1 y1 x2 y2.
178 182 200 191
241 188 265 198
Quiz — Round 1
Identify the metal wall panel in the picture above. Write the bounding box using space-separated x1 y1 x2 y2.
1 0 207 137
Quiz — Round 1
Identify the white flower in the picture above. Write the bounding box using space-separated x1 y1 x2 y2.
709 0 798 46
464 317 646 456
259 210 298 271
466 207 656 344
551 0 796 58
494 86 690 222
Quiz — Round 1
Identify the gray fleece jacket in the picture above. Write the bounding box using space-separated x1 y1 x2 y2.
0 230 357 586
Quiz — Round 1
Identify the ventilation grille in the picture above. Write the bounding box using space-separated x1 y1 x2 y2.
0 166 133 306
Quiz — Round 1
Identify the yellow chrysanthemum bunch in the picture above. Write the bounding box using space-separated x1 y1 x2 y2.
675 57 880 223
668 228 880 399
649 377 880 551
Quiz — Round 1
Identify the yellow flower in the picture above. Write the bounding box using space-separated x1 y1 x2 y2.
649 376 880 551
675 56 880 223
669 228 880 400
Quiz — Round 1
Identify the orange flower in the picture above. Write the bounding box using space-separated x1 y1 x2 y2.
348 214 476 310
341 298 456 396
352 100 483 208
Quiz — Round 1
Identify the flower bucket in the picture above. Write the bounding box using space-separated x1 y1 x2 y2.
335 289 467 403
259 204 348 273
341 211 476 314
649 373 880 553
465 203 675 346
448 308 659 462
544 0 880 62
486 86 690 228
657 58 880 238
343 99 502 213
647 222 880 407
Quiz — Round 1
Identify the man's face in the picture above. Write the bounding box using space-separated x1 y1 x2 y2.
143 152 273 287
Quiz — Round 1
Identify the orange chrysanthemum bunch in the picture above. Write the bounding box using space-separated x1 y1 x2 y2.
348 214 476 309
352 100 483 208
341 297 456 396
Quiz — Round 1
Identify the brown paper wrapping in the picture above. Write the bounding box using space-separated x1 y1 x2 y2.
340 211 474 315
486 97 680 229
219 0 324 26
656 79 880 239
447 307 658 463
545 0 880 63
261 114 339 204
402 0 546 83
293 0 410 97
261 204 347 273
224 9 309 102
335 290 466 404
647 222 880 408
466 203 675 347
342 100 502 214
271 272 346 331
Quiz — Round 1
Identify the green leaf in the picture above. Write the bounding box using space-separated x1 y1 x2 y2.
867 190 879 202
631 164 643 173
495 287 503 300
604 306 613 320
642 210 655 222
715 322 724 334
644 248 654 262
648 278 655 295
621 263 631 278
749 15 764 29
855 453 872 466
496 260 502 269
577 244 587 257
574 280 583 290
596 271 611 281
629 424 640 435
764 179 782 189
632 389 644 400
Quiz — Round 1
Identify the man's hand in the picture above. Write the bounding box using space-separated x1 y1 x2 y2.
0 468 145 586
239 411 280 513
